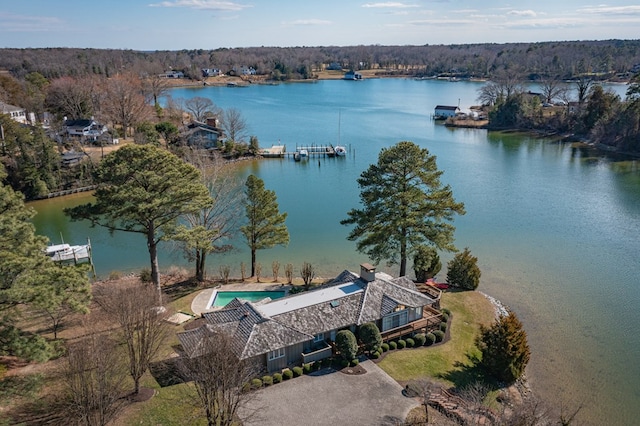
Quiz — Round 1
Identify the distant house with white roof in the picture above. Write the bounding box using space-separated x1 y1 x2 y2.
178 264 441 372
434 105 460 119
0 101 27 124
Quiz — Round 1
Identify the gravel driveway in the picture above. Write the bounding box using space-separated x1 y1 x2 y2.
240 360 419 426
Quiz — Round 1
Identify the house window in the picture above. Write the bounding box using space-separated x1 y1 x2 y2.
382 310 409 331
313 333 324 343
268 347 285 361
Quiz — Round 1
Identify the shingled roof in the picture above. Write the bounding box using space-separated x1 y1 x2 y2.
178 266 436 360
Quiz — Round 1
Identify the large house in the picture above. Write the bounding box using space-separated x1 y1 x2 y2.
0 101 27 124
64 119 108 140
178 264 442 373
183 118 224 149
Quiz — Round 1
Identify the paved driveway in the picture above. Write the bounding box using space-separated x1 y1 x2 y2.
241 360 419 426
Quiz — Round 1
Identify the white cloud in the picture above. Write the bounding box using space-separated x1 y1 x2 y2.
283 19 332 26
408 18 476 26
361 2 419 8
0 12 65 32
148 0 251 11
578 5 640 15
452 9 479 14
507 10 537 17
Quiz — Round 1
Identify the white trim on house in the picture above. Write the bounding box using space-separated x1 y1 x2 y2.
267 347 285 361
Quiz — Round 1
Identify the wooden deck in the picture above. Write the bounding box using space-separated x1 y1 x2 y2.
380 306 443 342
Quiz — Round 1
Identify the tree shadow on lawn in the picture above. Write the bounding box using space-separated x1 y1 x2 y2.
149 356 189 388
438 352 500 391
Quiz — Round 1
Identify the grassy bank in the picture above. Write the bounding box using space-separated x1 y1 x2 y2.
378 290 495 386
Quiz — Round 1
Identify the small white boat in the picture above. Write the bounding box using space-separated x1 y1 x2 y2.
46 241 92 263
334 145 347 156
298 149 309 158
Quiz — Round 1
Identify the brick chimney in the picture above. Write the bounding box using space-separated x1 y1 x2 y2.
360 263 376 282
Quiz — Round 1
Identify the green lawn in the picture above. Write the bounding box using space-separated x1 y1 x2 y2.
378 290 495 387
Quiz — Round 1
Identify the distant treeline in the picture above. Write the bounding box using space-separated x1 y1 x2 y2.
1 40 640 81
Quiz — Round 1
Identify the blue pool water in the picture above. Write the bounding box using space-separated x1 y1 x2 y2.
208 290 286 308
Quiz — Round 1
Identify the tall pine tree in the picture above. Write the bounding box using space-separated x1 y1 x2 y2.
241 175 289 277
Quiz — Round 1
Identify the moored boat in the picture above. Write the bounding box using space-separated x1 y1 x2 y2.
334 145 347 156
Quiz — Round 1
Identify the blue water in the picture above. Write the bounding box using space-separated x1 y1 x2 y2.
29 79 640 425
209 290 286 308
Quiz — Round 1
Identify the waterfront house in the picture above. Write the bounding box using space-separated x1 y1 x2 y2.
178 264 442 372
434 105 460 119
0 101 27 124
202 68 222 77
63 118 108 140
183 119 224 149
344 70 363 80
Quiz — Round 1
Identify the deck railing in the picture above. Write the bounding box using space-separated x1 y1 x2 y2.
381 306 443 342
301 343 333 364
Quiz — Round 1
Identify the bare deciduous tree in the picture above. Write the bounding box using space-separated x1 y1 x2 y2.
220 107 249 142
285 263 294 284
94 281 170 395
177 329 259 426
64 329 128 426
174 150 244 282
45 76 99 119
272 260 280 282
184 96 220 122
101 73 151 137
301 262 315 289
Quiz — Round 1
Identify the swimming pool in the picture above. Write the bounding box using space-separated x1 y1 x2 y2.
207 290 286 309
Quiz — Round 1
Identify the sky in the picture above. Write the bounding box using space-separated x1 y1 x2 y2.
1 1 640 50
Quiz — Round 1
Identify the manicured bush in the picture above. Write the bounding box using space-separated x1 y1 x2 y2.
406 338 415 348
433 330 445 342
350 358 359 366
389 341 397 350
440 322 448 332
272 373 282 384
397 339 407 349
425 332 436 345
335 329 358 361
441 311 450 322
251 378 263 389
414 333 426 346
371 351 381 359
381 343 390 352
303 363 312 374
282 369 293 380
340 359 349 368
242 382 251 392
292 366 303 377
358 322 383 354
262 375 273 386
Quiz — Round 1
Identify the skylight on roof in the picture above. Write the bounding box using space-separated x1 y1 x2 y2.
330 300 340 308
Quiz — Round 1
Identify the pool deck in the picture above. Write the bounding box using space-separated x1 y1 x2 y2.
190 282 291 316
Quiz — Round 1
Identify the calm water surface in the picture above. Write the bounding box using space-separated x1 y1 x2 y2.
30 79 640 425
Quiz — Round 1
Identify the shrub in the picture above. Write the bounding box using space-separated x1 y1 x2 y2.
371 351 381 359
442 307 451 316
381 343 390 352
251 378 263 389
440 322 448 332
335 330 358 361
108 270 123 280
340 359 349 368
303 363 312 374
397 339 407 349
413 245 442 282
389 341 397 350
272 373 282 384
282 369 293 380
425 332 436 345
139 268 152 282
446 247 481 290
292 366 303 377
414 333 426 346
358 322 383 354
262 375 273 386
433 330 445 342
350 358 359 366
406 338 415 348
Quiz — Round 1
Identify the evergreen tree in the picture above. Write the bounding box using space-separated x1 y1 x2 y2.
476 311 531 383
335 329 358 361
446 247 481 290
413 245 442 282
66 144 212 298
341 141 465 277
240 175 289 277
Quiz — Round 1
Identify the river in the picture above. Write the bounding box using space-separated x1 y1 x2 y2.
29 79 639 425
